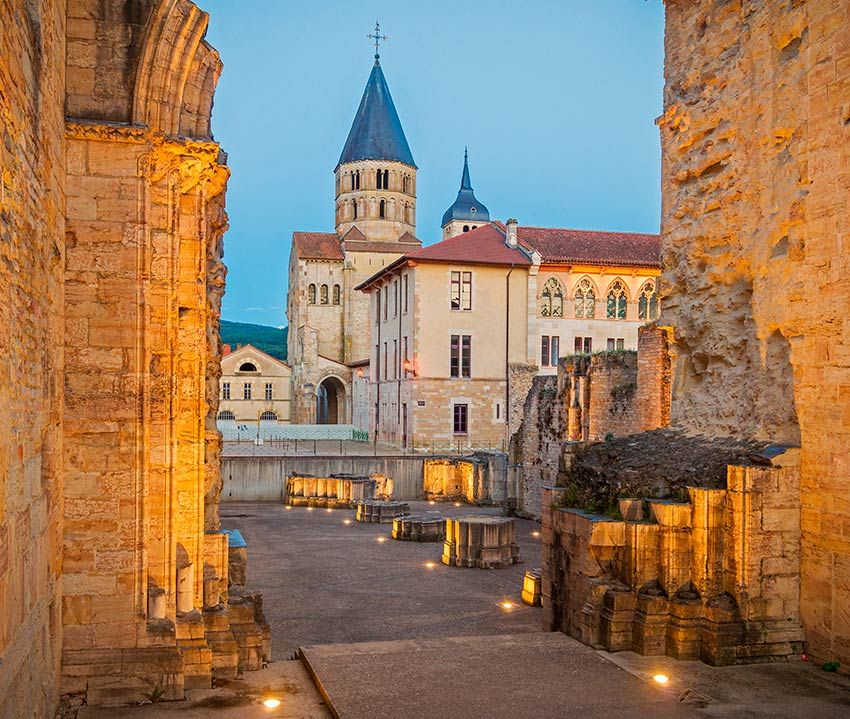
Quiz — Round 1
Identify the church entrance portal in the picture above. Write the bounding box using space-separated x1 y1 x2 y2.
317 377 345 424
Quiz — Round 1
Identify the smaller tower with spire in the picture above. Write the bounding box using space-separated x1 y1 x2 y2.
441 149 490 240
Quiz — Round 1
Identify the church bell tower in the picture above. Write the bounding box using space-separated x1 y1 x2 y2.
335 25 417 242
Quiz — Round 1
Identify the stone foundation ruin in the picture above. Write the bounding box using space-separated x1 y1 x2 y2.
442 517 521 569
285 472 392 508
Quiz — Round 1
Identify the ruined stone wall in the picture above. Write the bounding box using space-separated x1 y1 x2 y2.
661 0 849 668
635 325 672 431
542 458 804 665
0 2 67 715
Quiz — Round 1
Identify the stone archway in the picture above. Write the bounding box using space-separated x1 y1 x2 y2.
317 376 346 424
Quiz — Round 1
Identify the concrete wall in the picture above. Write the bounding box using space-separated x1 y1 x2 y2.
661 0 849 668
0 1 66 715
222 455 428 502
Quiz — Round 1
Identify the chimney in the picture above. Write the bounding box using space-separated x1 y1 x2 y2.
506 218 518 247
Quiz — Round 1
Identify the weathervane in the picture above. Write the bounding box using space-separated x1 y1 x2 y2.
367 20 388 60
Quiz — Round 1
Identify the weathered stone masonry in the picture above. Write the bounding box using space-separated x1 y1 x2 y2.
661 0 850 669
0 0 267 713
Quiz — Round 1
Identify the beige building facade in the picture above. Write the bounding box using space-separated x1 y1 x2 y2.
218 344 291 425
357 220 660 446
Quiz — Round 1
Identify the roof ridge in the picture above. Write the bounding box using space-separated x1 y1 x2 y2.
519 224 660 237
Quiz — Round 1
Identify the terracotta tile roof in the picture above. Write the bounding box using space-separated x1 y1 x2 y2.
292 232 343 260
517 226 660 268
344 240 422 254
342 226 366 242
405 224 531 266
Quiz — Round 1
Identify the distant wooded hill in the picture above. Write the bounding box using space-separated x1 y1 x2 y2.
220 320 288 361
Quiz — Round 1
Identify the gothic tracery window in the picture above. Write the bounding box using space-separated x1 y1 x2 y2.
574 278 596 319
606 279 628 319
540 277 565 317
638 279 659 320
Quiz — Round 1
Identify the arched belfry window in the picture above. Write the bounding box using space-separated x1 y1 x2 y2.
332 284 341 305
383 169 389 189
307 284 316 304
320 284 329 304
540 277 565 317
606 279 628 319
352 200 358 219
574 278 596 319
379 199 386 219
638 279 659 320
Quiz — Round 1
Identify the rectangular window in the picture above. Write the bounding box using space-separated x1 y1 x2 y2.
550 336 560 366
393 279 398 317
383 342 388 381
453 404 469 435
541 335 551 367
616 338 625 350
403 274 409 313
222 382 231 400
607 338 615 351
375 343 380 382
375 289 381 325
265 383 273 401
450 334 471 378
403 336 409 367
450 271 460 310
584 337 592 354
461 271 472 310
243 383 252 400
494 402 501 420
383 286 388 321
575 337 583 353
393 339 398 379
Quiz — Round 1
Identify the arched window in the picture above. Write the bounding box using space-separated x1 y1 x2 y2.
217 410 235 421
238 362 257 372
332 284 341 305
463 225 470 233
638 279 659 320
472 225 477 230
403 175 409 193
379 199 386 219
540 277 565 317
383 169 389 189
259 411 277 421
606 280 628 319
377 169 387 189
307 283 316 304
574 278 596 319
354 170 360 190
352 200 358 220
320 284 329 304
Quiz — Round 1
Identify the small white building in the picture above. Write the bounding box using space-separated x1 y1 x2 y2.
218 344 291 428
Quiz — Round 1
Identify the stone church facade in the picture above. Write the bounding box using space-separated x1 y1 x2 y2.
287 54 422 425
0 1 267 713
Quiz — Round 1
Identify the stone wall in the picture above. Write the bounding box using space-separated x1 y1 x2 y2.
423 454 508 505
542 458 804 665
661 0 849 668
0 1 67 716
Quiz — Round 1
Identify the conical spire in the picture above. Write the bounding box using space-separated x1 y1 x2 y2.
441 149 490 227
337 59 416 169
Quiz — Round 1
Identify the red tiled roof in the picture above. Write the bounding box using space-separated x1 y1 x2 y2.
517 226 660 268
405 224 531 266
343 240 421 254
292 232 343 260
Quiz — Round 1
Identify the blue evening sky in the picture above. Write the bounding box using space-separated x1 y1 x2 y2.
202 1 665 328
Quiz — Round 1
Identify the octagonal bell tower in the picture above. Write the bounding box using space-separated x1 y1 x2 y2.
335 52 417 242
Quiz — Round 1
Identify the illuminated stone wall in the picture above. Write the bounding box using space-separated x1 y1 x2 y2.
0 1 67 716
661 0 850 668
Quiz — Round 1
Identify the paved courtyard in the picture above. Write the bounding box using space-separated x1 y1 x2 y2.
221 501 542 658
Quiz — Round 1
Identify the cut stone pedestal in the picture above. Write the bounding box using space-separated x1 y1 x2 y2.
522 569 542 606
392 515 446 542
442 516 521 568
355 500 411 523
285 473 391 508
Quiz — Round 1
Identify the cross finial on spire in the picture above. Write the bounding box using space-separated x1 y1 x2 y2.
367 20 388 60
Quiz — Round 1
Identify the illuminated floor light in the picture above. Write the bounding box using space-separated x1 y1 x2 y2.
285 506 292 510
500 601 514 610
343 519 352 525
262 697 282 709
429 500 436 505
453 502 461 507
376 536 387 543
307 507 314 512
325 508 333 513
531 530 541 538
424 561 436 569
652 674 670 686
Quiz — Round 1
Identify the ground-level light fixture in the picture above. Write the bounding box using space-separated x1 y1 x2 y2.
429 500 436 505
376 536 387 543
285 506 292 511
499 600 515 610
424 561 436 569
262 697 282 709
325 508 333 513
531 530 541 538
652 674 670 685
453 502 461 507
307 507 314 512
343 518 352 525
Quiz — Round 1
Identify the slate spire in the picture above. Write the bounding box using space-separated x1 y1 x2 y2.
441 149 490 227
337 58 416 169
